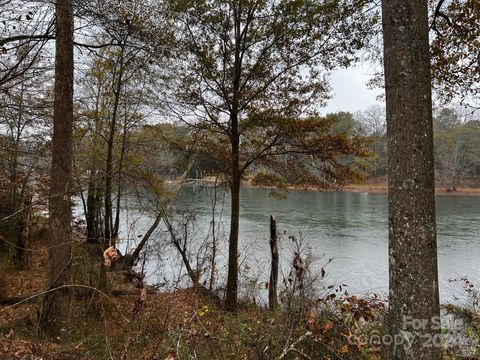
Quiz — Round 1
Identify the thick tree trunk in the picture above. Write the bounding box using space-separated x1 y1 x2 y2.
382 1 441 358
268 215 278 310
38 0 74 337
225 5 242 311
225 147 240 311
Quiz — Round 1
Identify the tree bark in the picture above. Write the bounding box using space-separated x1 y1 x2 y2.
104 44 125 246
38 0 74 337
86 170 101 242
113 114 128 238
14 195 31 269
225 162 240 311
225 109 240 310
209 179 218 291
269 215 278 310
164 216 199 291
225 5 242 311
122 211 163 268
382 0 441 358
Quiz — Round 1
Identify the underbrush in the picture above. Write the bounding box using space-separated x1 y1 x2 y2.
0 289 387 359
441 277 480 359
1 236 479 359
0 235 388 359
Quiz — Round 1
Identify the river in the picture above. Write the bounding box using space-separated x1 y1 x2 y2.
115 186 480 305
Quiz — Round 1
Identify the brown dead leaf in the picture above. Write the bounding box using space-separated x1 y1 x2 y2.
307 309 318 326
323 321 333 333
165 350 176 360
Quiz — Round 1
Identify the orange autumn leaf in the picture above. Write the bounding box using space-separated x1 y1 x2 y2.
323 321 333 333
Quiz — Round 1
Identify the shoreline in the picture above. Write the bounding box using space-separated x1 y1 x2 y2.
343 184 480 196
166 179 480 196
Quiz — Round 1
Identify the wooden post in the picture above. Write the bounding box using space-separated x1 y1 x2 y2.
269 215 278 309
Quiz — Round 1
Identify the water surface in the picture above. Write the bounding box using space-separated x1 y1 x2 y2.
119 187 480 304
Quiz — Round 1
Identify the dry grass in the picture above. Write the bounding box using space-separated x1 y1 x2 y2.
0 235 387 359
1 233 475 359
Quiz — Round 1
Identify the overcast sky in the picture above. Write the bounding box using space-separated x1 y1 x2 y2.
322 63 385 115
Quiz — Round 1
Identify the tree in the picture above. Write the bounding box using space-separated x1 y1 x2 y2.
382 0 441 358
430 0 480 106
38 0 74 336
354 105 387 177
72 0 171 247
355 104 386 137
366 0 479 109
435 107 460 130
168 0 376 310
0 62 50 268
434 107 480 190
0 1 55 89
461 120 480 182
435 127 465 191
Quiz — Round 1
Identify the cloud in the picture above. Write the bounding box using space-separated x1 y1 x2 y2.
323 64 384 114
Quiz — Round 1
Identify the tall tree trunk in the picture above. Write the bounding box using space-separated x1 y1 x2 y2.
86 71 104 243
38 0 74 337
269 215 278 310
209 179 218 291
113 115 128 238
104 44 125 246
86 170 99 242
225 4 242 311
225 136 240 311
382 1 441 358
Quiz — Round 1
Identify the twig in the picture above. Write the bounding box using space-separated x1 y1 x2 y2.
102 304 115 360
290 347 312 359
430 0 453 35
279 331 312 359
193 310 216 339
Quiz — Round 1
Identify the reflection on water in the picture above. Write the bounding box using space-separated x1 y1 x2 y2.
116 186 480 304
